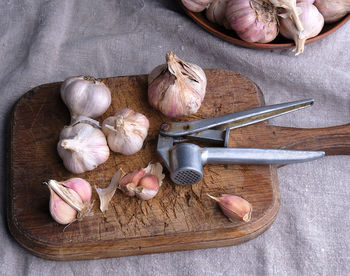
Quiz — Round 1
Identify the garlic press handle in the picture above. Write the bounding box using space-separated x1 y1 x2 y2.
160 98 314 137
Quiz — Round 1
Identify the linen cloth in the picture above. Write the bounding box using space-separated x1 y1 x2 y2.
1 1 349 275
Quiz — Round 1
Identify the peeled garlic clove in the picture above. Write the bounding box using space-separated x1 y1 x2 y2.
57 122 110 174
46 178 92 225
226 0 279 43
95 169 122 212
148 52 207 118
60 76 111 123
118 169 146 196
279 1 324 55
102 108 149 155
181 0 214 12
208 194 252 222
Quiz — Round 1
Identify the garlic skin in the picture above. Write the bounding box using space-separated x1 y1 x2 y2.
226 0 279 43
57 122 110 174
280 2 324 55
60 76 111 123
102 108 149 155
148 52 207 118
208 194 252 222
314 0 350 23
206 0 229 26
181 0 214 12
269 0 304 32
118 163 165 201
46 178 92 225
95 169 122 212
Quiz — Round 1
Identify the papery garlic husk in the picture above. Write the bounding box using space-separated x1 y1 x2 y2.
45 178 92 225
95 169 122 212
269 0 304 32
226 0 279 43
314 0 350 23
148 51 207 118
118 163 165 200
102 108 149 155
208 194 252 222
60 76 111 124
181 0 214 12
206 0 229 26
279 1 324 55
57 122 110 174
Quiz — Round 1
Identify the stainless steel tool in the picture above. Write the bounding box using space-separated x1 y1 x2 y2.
157 99 325 185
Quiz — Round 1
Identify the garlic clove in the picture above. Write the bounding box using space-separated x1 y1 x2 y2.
118 163 165 200
208 194 252 222
118 169 146 196
46 178 92 225
102 108 149 155
95 169 122 212
60 76 111 123
144 162 165 187
134 174 159 201
148 52 207 118
62 178 92 203
49 188 78 225
57 122 110 174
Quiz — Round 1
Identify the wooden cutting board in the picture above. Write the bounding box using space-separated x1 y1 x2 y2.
7 69 350 260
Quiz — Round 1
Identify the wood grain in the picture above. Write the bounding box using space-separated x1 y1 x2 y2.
7 69 350 260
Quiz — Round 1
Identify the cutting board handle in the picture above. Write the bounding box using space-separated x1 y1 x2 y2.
259 123 350 155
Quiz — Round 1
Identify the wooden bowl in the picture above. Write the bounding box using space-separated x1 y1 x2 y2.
179 1 350 50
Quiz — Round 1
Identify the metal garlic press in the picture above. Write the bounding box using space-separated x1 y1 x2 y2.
157 99 325 185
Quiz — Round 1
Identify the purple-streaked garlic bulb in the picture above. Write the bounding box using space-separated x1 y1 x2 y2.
226 0 279 43
280 1 324 55
148 52 207 118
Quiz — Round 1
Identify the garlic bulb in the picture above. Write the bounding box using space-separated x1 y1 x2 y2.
181 0 214 12
57 122 110 174
314 0 350 23
102 108 149 155
206 0 229 26
60 76 111 124
208 194 252 222
280 1 324 55
148 52 207 118
118 163 165 200
226 0 279 43
45 178 92 225
269 0 304 32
